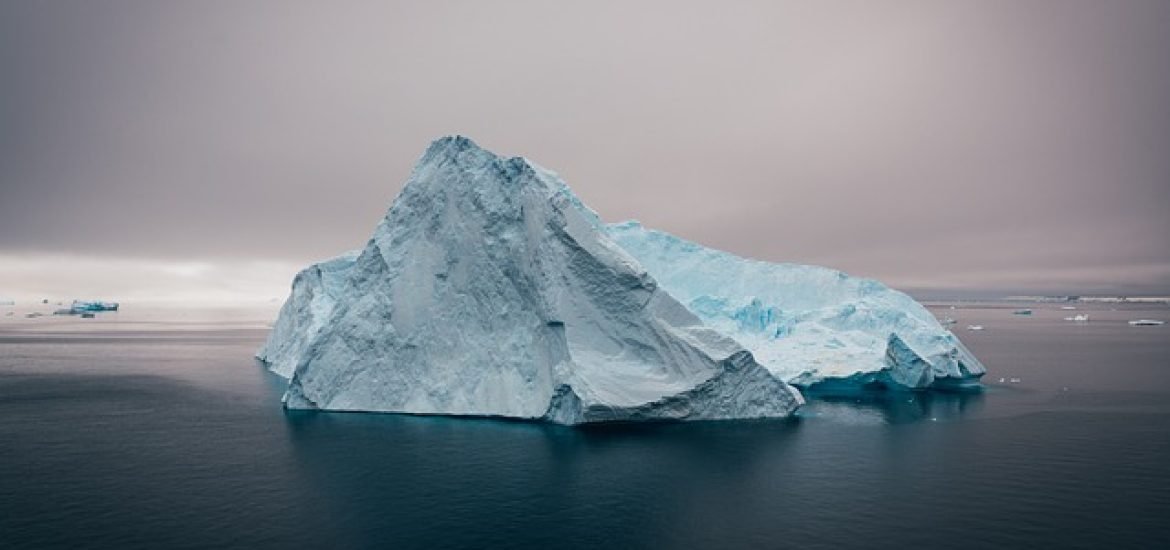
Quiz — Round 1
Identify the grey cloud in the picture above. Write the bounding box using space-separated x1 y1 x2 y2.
1 0 1168 296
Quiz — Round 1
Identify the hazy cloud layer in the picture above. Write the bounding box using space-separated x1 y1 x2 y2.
2 0 1168 299
0 253 297 306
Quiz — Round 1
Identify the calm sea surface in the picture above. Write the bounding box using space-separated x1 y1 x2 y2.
1 302 1168 549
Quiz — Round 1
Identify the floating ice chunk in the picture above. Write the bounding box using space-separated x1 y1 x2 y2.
50 300 120 316
70 300 119 312
1128 319 1164 326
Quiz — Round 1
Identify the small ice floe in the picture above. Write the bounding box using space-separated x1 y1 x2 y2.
1009 378 1021 383
1013 309 1033 315
70 300 119 312
55 300 121 316
939 316 957 326
966 325 985 331
1061 306 1077 310
1064 314 1090 322
998 377 1006 383
1128 319 1165 326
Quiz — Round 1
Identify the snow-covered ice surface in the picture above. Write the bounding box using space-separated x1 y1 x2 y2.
607 222 986 391
259 137 803 424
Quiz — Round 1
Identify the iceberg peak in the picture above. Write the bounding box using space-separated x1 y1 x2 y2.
419 134 483 160
418 136 543 179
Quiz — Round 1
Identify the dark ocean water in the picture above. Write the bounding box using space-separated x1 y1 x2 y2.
1 303 1168 549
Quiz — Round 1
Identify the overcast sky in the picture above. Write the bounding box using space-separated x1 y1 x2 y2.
2 0 1169 303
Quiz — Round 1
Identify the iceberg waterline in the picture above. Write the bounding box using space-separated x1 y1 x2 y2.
258 136 982 425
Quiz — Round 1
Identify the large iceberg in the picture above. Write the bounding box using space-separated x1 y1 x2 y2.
606 222 985 391
259 137 803 424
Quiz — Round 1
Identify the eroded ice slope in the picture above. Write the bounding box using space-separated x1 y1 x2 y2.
260 137 803 424
607 222 985 390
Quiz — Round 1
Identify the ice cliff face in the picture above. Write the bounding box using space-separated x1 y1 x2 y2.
259 137 803 424
257 251 359 378
606 222 986 391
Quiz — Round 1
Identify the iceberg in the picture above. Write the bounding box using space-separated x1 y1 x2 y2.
259 137 803 424
52 300 120 316
606 222 986 392
70 300 119 312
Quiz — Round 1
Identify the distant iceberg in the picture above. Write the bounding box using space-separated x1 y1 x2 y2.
70 300 119 312
53 300 120 315
259 137 802 425
607 222 986 392
1128 319 1164 326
